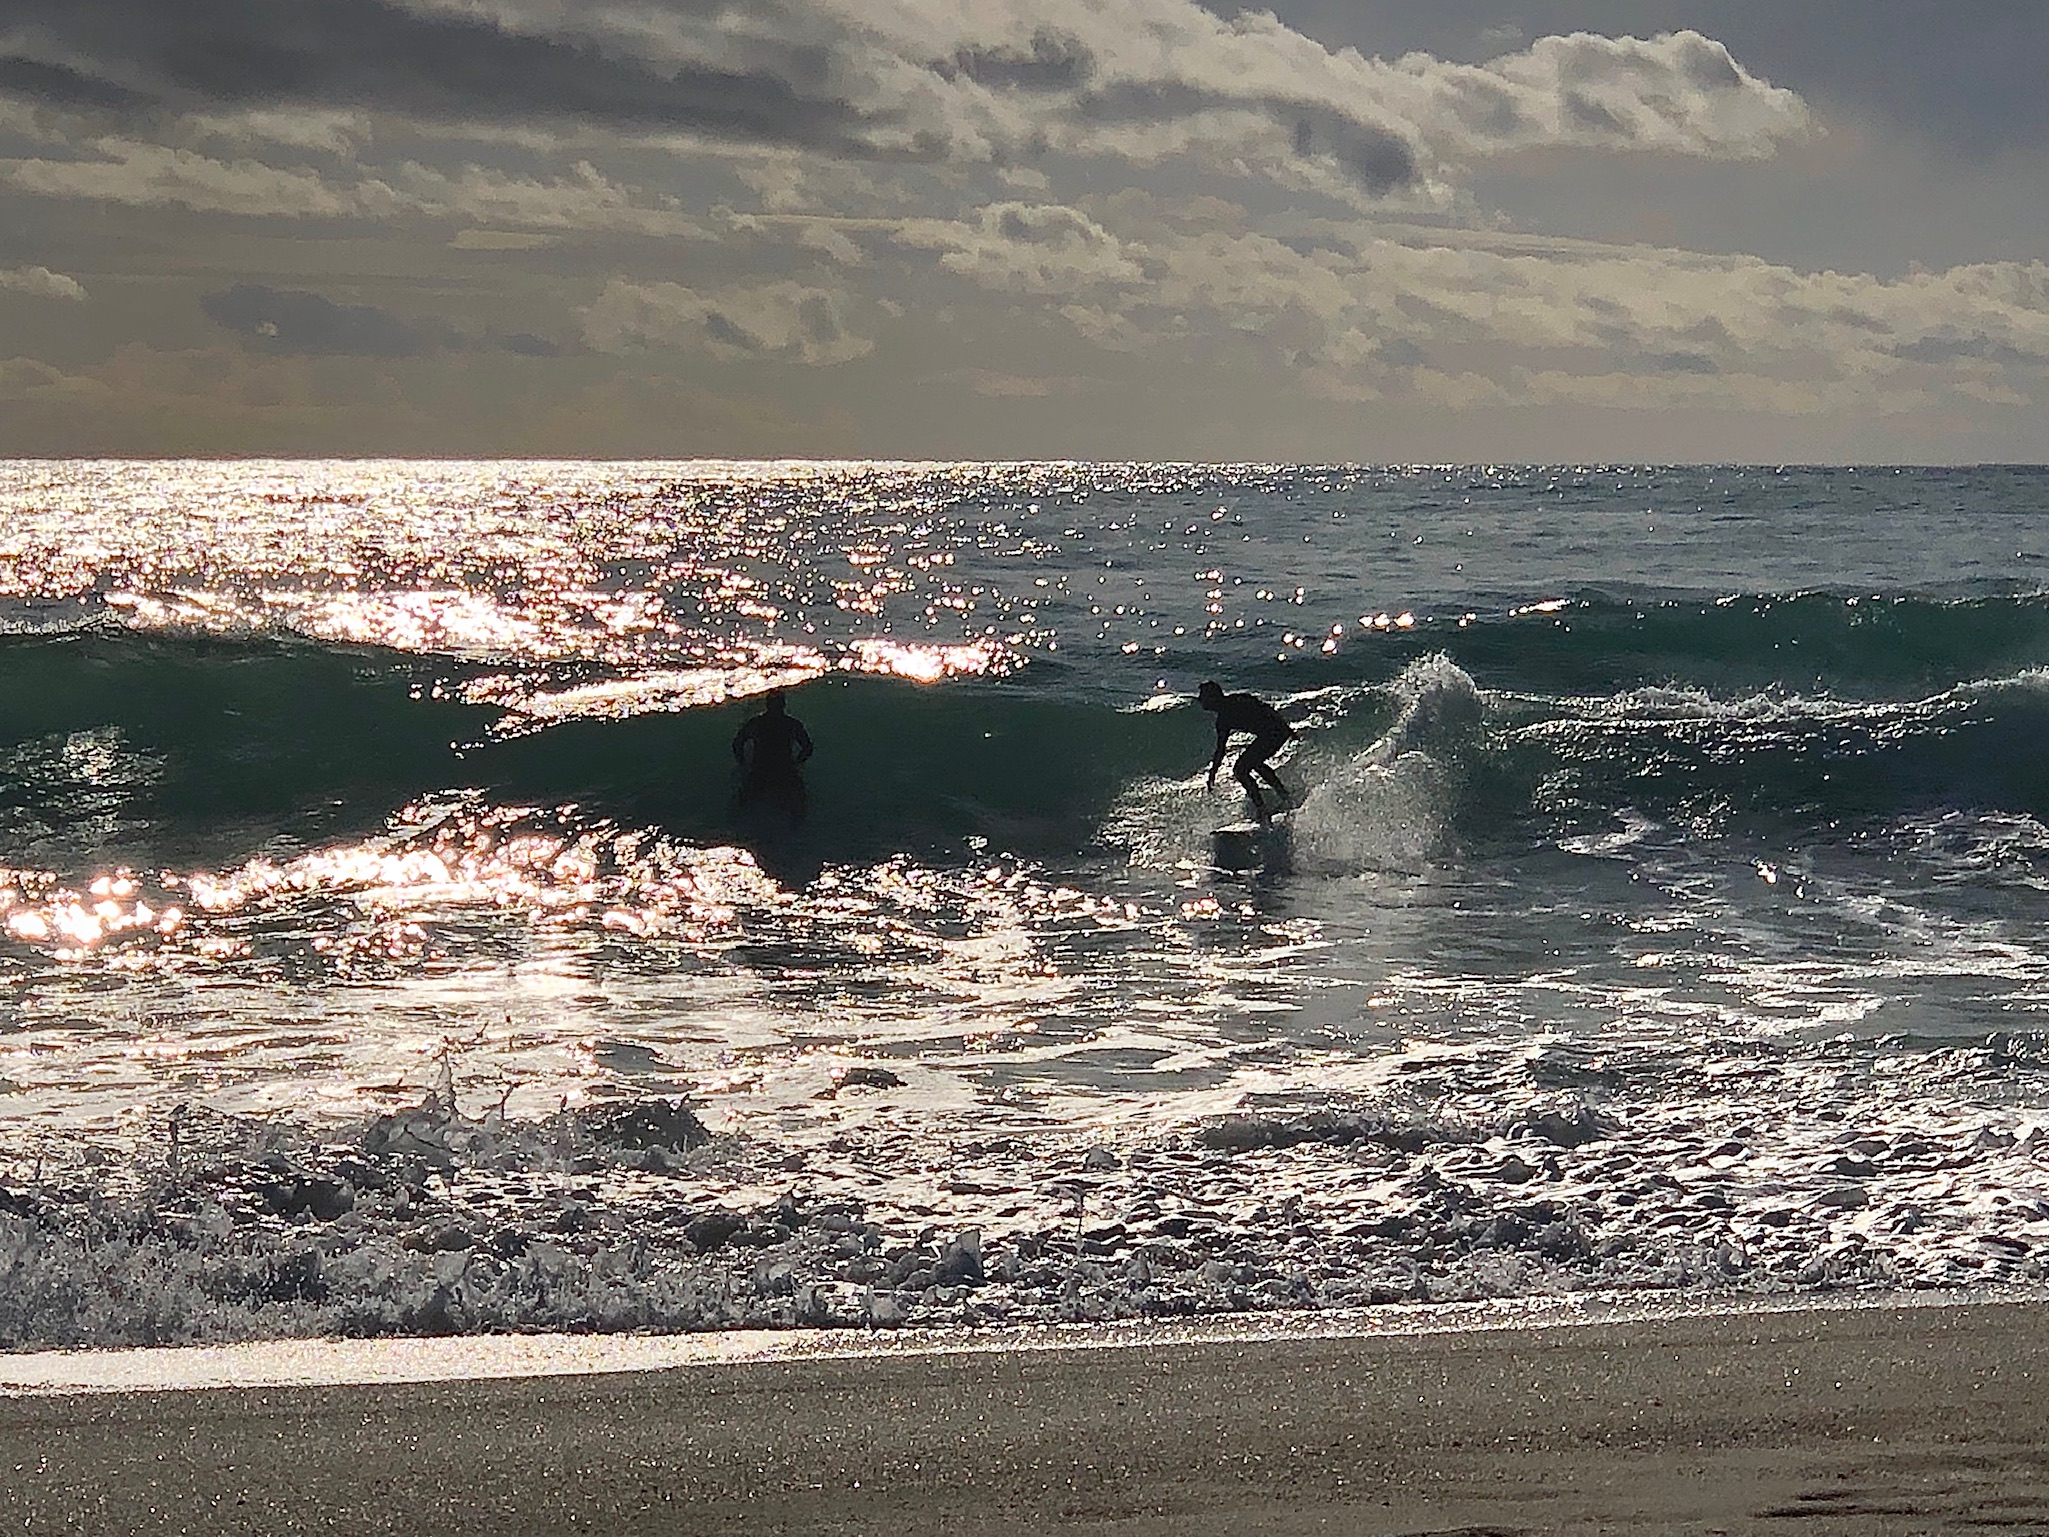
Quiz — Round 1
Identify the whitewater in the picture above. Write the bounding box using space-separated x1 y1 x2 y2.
7 459 2049 1349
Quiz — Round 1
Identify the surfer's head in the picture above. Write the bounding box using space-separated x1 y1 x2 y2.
1197 680 1224 710
765 689 788 715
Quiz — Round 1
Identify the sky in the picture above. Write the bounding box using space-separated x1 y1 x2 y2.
0 0 2045 461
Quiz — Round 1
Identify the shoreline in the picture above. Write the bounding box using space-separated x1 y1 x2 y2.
8 1290 2049 1534
2 1282 2041 1397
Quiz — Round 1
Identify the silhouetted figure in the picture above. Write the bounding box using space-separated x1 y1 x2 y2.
732 689 813 818
1199 680 1294 821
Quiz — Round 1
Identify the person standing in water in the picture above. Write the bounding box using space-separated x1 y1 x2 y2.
1198 680 1294 821
732 688 813 816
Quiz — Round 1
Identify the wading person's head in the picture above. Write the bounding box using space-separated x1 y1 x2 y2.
1197 681 1224 711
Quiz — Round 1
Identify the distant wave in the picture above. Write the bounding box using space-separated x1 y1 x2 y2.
1245 590 2049 701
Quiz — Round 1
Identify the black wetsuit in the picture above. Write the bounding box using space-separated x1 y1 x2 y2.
732 705 813 808
1207 692 1294 814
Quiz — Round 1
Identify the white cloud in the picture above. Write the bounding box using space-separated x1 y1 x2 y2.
385 160 708 236
887 188 2049 414
0 141 711 236
449 229 557 250
582 278 873 364
9 4 1811 209
0 264 86 301
799 4 1810 191
0 141 369 218
187 109 373 158
895 202 1145 292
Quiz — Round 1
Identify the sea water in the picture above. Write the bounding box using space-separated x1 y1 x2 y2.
6 460 2049 1347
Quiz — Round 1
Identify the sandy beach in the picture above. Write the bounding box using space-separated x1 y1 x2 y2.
5 1297 2048 1535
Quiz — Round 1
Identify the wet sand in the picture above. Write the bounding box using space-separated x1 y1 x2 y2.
5 1298 2048 1535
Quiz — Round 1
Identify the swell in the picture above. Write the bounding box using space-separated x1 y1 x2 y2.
0 629 1196 866
1258 591 2049 700
14 625 2049 873
0 628 480 864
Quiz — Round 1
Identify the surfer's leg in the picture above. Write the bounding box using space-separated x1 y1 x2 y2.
1233 751 1272 819
1243 734 1292 810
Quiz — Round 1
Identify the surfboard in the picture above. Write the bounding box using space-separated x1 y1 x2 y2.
1210 816 1291 872
1212 806 1294 836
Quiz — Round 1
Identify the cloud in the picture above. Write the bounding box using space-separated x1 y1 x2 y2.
582 278 872 364
0 141 711 237
0 264 86 301
1459 31 1802 156
201 284 450 356
864 10 1808 191
201 284 559 356
1888 333 2049 369
935 367 1090 398
1 140 369 217
449 230 556 251
0 355 110 400
0 54 149 111
895 202 1145 292
885 187 2049 416
0 0 869 149
935 29 1097 93
1 0 1808 201
187 108 371 157
382 159 710 237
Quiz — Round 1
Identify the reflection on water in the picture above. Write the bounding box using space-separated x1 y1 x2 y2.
0 792 1317 1137
13 463 2049 1335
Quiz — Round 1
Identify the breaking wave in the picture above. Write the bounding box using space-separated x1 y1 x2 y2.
12 612 2049 876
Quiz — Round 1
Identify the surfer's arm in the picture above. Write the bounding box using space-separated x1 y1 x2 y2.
793 722 814 764
731 721 752 763
1207 723 1230 786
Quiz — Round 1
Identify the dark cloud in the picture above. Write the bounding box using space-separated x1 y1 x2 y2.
488 330 564 359
1672 32 1743 90
1643 349 1720 375
201 284 560 357
0 0 868 149
1288 108 1418 194
1075 74 1420 194
795 293 842 347
1562 91 1628 137
0 54 148 111
1076 79 1231 125
201 284 448 356
1443 77 1530 140
994 204 1102 243
700 309 755 352
1890 333 2049 368
936 30 1095 92
696 290 848 358
1277 232 1358 259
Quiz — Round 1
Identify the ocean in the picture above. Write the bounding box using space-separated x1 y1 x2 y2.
6 459 2049 1347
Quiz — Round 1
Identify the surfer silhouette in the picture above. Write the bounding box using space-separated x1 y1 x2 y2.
732 688 813 817
1199 681 1294 821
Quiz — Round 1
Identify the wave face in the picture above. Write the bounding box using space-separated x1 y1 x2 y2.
12 601 2049 873
10 460 2049 1346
